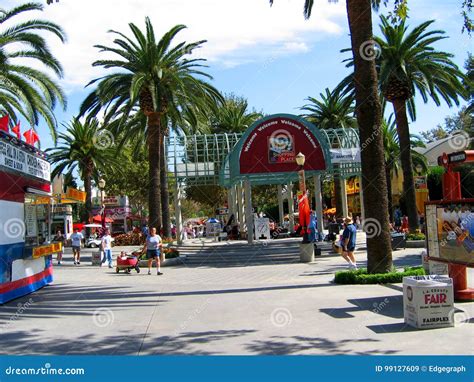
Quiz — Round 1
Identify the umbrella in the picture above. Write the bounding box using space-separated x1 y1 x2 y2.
84 223 102 228
92 215 114 223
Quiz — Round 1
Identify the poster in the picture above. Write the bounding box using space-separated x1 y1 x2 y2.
426 201 474 265
254 217 270 240
268 129 295 164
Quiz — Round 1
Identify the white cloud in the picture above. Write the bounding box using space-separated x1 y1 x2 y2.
3 0 347 93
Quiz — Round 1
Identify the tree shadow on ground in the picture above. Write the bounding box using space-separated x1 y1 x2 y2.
0 329 257 355
320 295 404 320
0 284 163 321
245 335 399 355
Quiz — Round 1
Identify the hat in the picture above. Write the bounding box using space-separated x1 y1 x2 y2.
344 216 353 224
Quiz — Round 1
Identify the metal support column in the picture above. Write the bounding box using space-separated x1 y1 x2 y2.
313 174 324 236
244 179 253 245
288 182 294 233
340 178 349 217
277 184 284 225
237 183 245 235
175 185 183 244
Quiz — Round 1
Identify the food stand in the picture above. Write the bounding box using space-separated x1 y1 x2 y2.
0 131 59 304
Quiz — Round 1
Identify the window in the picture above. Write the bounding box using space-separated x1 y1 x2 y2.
24 194 51 247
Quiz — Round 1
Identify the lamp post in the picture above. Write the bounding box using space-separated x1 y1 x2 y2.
415 164 423 175
295 152 310 243
98 178 106 231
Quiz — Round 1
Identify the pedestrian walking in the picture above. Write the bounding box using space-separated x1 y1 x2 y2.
340 217 358 270
53 230 65 265
355 216 361 230
142 227 163 275
308 210 317 242
101 229 113 268
70 228 84 265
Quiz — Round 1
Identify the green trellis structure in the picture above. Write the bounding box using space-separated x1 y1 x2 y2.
167 114 363 243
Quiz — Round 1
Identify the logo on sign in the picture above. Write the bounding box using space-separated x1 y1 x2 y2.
268 129 295 164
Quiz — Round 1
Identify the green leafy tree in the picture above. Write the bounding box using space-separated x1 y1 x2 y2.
301 88 356 219
0 2 66 139
207 94 262 134
81 20 222 236
47 118 118 222
382 116 427 220
101 143 149 220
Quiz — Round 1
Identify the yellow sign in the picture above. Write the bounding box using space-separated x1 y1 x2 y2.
32 243 62 259
346 179 360 195
66 187 86 203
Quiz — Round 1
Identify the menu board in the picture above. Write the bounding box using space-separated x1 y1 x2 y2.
425 201 474 265
25 204 37 237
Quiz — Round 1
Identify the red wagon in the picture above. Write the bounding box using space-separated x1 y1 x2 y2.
116 252 141 274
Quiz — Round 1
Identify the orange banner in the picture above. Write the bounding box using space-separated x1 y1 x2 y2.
32 243 62 259
66 187 86 203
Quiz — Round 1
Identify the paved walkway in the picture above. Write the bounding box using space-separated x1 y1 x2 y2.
0 236 472 355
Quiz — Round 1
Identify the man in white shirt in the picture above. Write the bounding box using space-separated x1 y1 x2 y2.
101 229 113 268
70 228 84 265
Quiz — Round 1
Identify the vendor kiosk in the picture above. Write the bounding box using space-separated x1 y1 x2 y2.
0 131 58 304
425 150 474 301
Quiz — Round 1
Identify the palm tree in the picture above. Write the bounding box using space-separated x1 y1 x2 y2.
291 0 393 273
47 118 118 222
377 16 466 232
80 20 223 235
382 116 427 221
301 88 356 219
339 16 466 232
0 2 66 140
208 94 262 134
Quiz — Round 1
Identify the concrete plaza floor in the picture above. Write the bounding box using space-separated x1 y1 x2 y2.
0 236 473 355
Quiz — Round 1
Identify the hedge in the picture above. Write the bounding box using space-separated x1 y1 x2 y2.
334 266 426 285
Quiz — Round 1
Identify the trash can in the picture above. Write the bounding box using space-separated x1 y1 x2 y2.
403 275 454 329
92 249 102 266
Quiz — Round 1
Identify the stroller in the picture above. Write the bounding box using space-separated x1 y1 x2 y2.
116 251 141 274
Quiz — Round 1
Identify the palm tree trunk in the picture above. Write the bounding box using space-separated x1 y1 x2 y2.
385 163 393 222
346 0 392 273
160 132 171 237
147 112 162 230
392 99 419 232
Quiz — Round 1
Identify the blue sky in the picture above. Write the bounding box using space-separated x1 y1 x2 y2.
3 0 472 151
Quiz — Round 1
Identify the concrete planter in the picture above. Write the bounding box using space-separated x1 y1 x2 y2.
406 240 426 248
138 255 186 267
299 243 314 263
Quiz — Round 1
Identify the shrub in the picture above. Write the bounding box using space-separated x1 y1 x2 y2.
406 233 426 241
112 232 145 246
163 247 179 258
334 266 426 284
